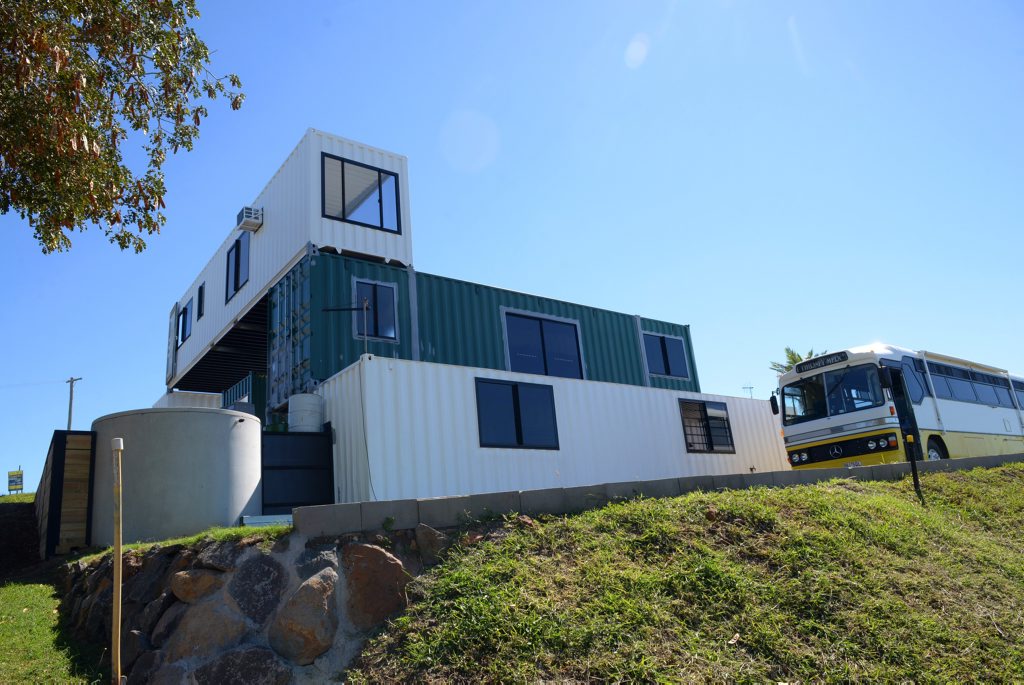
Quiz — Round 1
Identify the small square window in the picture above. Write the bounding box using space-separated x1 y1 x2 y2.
679 400 735 453
505 312 582 379
354 280 397 340
476 379 558 449
644 334 689 379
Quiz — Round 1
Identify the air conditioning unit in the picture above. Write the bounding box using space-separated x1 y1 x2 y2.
235 206 263 232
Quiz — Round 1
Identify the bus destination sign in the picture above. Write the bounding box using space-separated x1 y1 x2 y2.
8 470 23 494
794 351 849 374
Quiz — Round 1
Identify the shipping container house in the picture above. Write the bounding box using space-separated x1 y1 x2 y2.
162 129 788 505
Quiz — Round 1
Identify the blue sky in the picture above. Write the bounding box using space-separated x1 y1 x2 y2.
2 1 1022 491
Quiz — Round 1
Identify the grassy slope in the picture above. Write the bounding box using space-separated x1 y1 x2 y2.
0 492 35 504
351 465 1024 683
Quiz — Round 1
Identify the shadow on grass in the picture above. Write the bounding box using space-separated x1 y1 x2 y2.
1 562 110 684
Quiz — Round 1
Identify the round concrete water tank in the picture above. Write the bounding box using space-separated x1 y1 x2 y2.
91 408 261 546
288 393 323 432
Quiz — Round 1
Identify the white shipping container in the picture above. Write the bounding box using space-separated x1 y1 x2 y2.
318 355 789 503
168 129 413 390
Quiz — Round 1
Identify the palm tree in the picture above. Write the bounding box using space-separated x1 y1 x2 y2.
769 347 826 375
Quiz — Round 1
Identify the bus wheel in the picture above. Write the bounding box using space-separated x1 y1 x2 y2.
927 437 948 461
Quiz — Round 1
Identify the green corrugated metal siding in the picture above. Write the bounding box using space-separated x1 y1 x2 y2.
267 252 700 411
638 316 700 392
310 253 413 379
416 273 649 386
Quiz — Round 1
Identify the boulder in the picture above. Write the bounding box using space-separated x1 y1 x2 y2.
228 554 286 626
193 646 293 685
296 546 338 580
341 544 411 631
197 539 246 572
147 663 186 685
121 629 149 672
170 569 224 603
268 567 339 665
125 550 173 605
83 583 113 643
126 650 161 685
130 590 176 636
150 601 187 648
163 601 248 663
415 524 450 566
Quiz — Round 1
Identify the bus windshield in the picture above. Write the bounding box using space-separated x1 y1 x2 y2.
782 364 885 426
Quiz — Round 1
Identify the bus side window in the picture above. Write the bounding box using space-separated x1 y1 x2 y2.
901 362 925 404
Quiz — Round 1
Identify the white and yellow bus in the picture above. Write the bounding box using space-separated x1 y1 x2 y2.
774 343 1024 469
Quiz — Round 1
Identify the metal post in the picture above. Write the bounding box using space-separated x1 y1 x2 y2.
65 376 82 430
906 433 925 506
362 297 369 358
111 437 125 684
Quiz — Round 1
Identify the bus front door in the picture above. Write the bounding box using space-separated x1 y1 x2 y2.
886 367 922 462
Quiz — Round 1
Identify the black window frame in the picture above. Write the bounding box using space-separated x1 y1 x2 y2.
225 232 250 303
352 279 398 342
503 310 584 380
176 298 192 347
679 399 735 454
197 282 205 320
643 333 690 379
475 378 559 450
321 152 402 234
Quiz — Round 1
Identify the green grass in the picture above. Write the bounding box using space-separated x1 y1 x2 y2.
350 465 1024 683
77 523 293 564
0 492 35 504
0 578 106 683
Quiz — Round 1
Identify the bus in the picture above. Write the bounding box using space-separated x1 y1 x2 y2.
774 343 1024 469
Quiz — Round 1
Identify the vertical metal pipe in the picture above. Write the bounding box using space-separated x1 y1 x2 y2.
110 437 124 684
66 376 82 430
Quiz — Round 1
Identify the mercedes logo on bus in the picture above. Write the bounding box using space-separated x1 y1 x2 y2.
829 445 844 459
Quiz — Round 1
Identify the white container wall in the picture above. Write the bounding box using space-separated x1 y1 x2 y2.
91 408 262 545
168 129 413 389
319 356 789 503
152 390 223 409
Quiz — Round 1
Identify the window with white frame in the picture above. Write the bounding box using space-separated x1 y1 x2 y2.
176 298 193 347
354 280 397 340
644 333 689 378
225 232 250 303
475 378 559 449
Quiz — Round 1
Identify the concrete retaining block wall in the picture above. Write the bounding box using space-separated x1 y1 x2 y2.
293 453 1024 538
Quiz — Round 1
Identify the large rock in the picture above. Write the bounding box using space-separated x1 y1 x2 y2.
126 650 161 685
148 663 186 685
125 549 173 604
296 546 338 580
130 590 176 636
162 601 248 663
170 569 224 603
415 524 450 566
268 567 339 665
193 647 293 685
197 539 246 572
150 601 187 648
341 544 411 631
121 629 149 673
83 583 113 643
228 554 286 626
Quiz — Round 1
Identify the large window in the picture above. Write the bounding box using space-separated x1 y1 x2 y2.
225 232 250 303
644 334 689 378
505 312 582 379
475 379 559 449
176 298 192 347
322 153 400 233
354 280 397 340
928 362 1016 408
680 400 735 453
782 364 884 426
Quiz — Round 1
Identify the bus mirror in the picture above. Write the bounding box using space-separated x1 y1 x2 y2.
878 367 894 389
769 394 779 415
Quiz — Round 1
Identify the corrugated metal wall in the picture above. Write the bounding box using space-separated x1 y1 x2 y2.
310 130 414 267
319 356 788 502
415 273 700 391
638 316 701 392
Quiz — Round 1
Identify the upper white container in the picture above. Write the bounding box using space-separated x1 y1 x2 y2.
167 129 413 390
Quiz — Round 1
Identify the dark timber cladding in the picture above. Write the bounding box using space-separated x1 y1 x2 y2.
266 251 699 407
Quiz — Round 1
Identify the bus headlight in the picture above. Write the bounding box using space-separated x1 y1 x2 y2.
867 440 876 450
800 452 808 462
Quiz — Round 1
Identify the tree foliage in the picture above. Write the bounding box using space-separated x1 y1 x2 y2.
0 0 243 253
770 347 827 375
